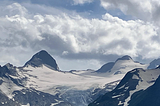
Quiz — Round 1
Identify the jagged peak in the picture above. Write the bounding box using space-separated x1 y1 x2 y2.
24 50 59 71
5 63 14 68
3 63 16 70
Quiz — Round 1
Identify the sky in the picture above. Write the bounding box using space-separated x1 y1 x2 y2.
0 0 160 71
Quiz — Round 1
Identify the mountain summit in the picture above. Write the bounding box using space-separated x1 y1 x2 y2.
96 55 138 73
116 55 132 62
24 50 59 70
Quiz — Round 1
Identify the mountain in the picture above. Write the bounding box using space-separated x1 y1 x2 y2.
147 58 160 69
0 63 120 106
0 50 126 106
96 55 147 75
0 51 151 106
89 67 160 106
0 62 75 106
129 74 160 106
24 50 59 70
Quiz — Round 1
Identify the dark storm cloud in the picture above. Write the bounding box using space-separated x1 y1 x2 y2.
37 34 73 54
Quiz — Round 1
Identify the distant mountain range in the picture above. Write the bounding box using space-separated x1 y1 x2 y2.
0 50 160 106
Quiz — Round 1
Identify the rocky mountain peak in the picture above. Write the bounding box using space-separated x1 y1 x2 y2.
4 63 14 69
24 50 59 70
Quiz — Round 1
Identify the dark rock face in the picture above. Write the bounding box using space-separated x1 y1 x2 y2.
89 69 143 106
0 90 20 106
24 50 59 70
13 88 73 106
148 58 160 69
0 64 27 87
96 62 114 73
129 75 160 106
0 63 15 77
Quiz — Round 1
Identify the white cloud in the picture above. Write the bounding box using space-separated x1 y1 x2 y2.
72 0 94 5
0 2 160 70
100 0 160 23
5 3 28 16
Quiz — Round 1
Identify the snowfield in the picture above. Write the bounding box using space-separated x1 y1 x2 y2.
23 65 123 93
23 61 147 92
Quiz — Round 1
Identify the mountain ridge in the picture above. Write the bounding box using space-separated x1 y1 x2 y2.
0 50 160 106
89 67 160 106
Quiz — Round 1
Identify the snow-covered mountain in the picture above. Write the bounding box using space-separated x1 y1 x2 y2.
0 50 149 106
96 55 147 75
89 67 160 106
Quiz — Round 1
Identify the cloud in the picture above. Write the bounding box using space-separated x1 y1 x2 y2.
0 2 160 70
100 0 160 24
72 0 94 5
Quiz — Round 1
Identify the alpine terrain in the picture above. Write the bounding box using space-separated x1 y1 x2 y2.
89 67 160 106
0 50 150 106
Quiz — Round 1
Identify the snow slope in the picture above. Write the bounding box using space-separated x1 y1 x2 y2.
23 65 121 92
21 59 147 106
89 68 160 106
